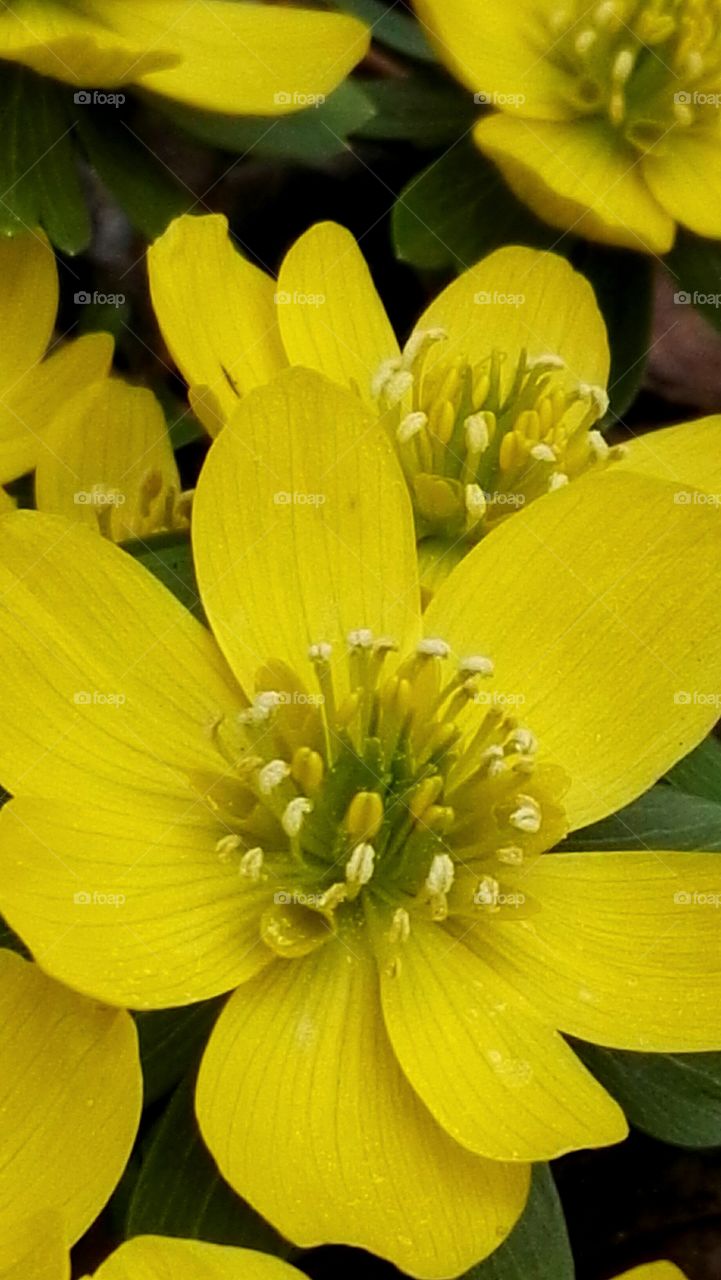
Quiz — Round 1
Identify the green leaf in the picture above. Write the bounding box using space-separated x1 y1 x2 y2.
463 1165 573 1279
559 784 721 852
666 228 721 333
572 1040 721 1147
124 531 204 621
666 735 721 804
0 68 90 253
126 1074 291 1256
331 0 435 61
75 107 190 240
355 75 475 145
570 242 653 418
392 140 557 272
135 999 224 1106
154 82 375 166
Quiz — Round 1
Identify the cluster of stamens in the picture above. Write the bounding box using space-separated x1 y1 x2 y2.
548 0 721 151
371 326 619 546
95 468 192 543
198 633 569 970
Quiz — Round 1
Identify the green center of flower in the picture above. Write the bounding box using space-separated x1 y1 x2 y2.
94 469 192 543
200 634 569 967
371 327 619 548
548 0 721 151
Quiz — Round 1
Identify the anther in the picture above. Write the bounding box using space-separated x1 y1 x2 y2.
465 413 492 454
397 411 428 444
282 797 313 838
465 484 487 524
417 638 451 658
549 471 569 491
345 790 385 842
348 628 374 650
309 641 332 662
239 847 264 881
496 845 525 866
425 852 455 896
345 842 376 887
258 759 291 795
459 655 495 678
388 906 411 944
215 834 242 861
509 797 542 833
530 443 556 463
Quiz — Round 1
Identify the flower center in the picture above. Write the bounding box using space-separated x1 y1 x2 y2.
371 328 619 548
94 469 192 543
198 633 569 967
547 0 721 151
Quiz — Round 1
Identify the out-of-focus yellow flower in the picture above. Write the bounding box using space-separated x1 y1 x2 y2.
2 369 721 1276
615 1263 687 1279
35 379 190 543
0 950 141 1279
0 231 112 493
0 0 369 117
149 215 721 589
413 0 721 254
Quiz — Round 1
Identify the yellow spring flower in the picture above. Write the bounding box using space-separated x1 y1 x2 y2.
413 0 721 254
149 214 721 585
2 368 721 1276
0 231 188 540
0 1 368 117
0 950 141 1275
0 231 112 496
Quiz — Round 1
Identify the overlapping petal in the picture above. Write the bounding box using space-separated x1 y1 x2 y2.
193 368 420 698
0 512 241 803
84 1236 319 1280
277 221 400 409
425 470 721 830
148 214 286 436
620 416 721 499
0 951 141 1246
196 938 529 1279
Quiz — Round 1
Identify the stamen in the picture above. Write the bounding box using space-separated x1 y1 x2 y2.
426 853 455 896
459 655 495 678
345 790 384 841
509 797 542 833
417 638 450 658
348 628 374 650
258 759 291 795
388 906 411 944
345 842 376 887
282 797 313 837
239 847 264 881
215 833 242 861
397 411 427 443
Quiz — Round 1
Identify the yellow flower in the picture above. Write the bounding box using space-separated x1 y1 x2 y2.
413 0 721 254
0 231 112 493
149 214 721 588
0 0 368 117
2 1227 312 1280
0 950 141 1275
2 368 721 1276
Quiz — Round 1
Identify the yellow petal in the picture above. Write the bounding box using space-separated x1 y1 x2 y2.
0 230 57 389
619 416 721 501
0 1 175 84
196 939 528 1279
0 950 141 1244
193 368 420 698
35 379 181 541
0 1212 69 1280
474 115 675 254
0 511 241 803
276 222 400 409
615 1264 687 1280
416 243 609 391
126 2 370 114
0 793 271 1008
0 489 16 514
480 851 721 1050
424 470 721 831
86 1236 309 1280
413 0 574 118
644 128 721 240
375 915 626 1161
148 214 286 437
0 333 114 485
